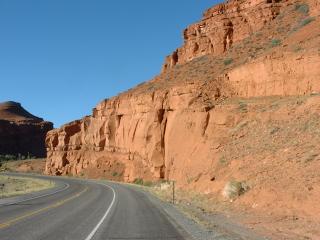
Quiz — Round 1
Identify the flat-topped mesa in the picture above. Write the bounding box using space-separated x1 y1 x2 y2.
162 0 284 72
0 101 53 157
0 101 43 123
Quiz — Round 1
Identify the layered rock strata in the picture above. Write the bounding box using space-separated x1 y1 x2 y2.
162 0 288 72
45 0 320 182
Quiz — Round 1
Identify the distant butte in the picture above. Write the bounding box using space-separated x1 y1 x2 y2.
0 101 53 158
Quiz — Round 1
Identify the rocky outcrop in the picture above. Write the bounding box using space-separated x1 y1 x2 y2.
162 0 287 72
44 1 320 237
45 85 217 180
45 49 320 180
46 52 320 182
45 0 320 182
0 101 53 158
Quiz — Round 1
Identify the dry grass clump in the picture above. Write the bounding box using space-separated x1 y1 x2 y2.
0 175 55 198
222 180 249 200
0 158 46 174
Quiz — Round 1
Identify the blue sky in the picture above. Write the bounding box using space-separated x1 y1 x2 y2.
0 0 220 127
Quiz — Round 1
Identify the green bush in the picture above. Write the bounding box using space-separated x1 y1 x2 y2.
0 155 17 161
133 178 144 185
290 17 315 35
300 17 315 27
133 178 154 187
270 39 281 47
292 45 303 52
223 58 233 65
295 3 309 14
112 172 118 177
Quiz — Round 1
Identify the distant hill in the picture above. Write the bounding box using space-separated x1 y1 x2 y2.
0 101 43 122
0 101 53 158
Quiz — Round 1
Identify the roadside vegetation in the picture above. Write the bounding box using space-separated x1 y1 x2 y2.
0 153 36 161
0 175 55 198
0 158 46 174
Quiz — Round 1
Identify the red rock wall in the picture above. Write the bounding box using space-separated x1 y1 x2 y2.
0 101 53 158
161 0 287 72
45 85 213 180
0 120 53 158
45 51 320 181
45 0 320 182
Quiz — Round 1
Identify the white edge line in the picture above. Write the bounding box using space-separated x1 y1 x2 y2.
84 183 116 240
0 183 70 207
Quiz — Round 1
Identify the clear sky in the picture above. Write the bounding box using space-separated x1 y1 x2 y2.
0 0 221 128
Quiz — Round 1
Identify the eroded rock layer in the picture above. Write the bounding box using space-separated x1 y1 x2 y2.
0 101 53 158
162 0 288 72
46 0 320 184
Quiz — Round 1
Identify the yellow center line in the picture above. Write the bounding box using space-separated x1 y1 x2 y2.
0 187 88 229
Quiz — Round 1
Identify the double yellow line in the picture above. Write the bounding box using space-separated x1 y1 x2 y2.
0 187 88 229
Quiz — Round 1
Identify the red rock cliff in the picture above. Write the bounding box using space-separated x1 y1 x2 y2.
45 0 320 183
161 0 287 72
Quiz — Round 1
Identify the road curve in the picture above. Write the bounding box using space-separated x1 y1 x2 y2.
0 174 187 240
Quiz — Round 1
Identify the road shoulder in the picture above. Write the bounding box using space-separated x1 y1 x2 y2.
121 183 269 240
0 173 67 206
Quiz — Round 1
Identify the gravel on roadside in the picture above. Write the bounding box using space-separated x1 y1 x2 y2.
127 184 270 240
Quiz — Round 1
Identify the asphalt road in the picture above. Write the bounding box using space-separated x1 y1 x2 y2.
0 175 187 240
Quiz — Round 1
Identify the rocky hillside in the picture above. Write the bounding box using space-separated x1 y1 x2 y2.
0 101 53 158
45 1 320 238
46 0 320 179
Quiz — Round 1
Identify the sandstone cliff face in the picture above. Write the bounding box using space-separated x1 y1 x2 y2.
0 101 53 158
46 86 215 180
45 1 320 237
162 0 287 72
46 0 320 181
46 50 320 181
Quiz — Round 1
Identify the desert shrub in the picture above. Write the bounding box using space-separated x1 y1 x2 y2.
0 155 17 161
238 101 248 113
192 55 209 64
143 181 153 187
290 17 316 34
133 178 154 187
223 58 233 65
270 38 281 47
300 17 315 27
222 180 249 199
112 172 118 177
230 120 248 134
133 178 144 185
219 155 228 165
292 45 303 52
295 3 309 14
270 126 281 135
